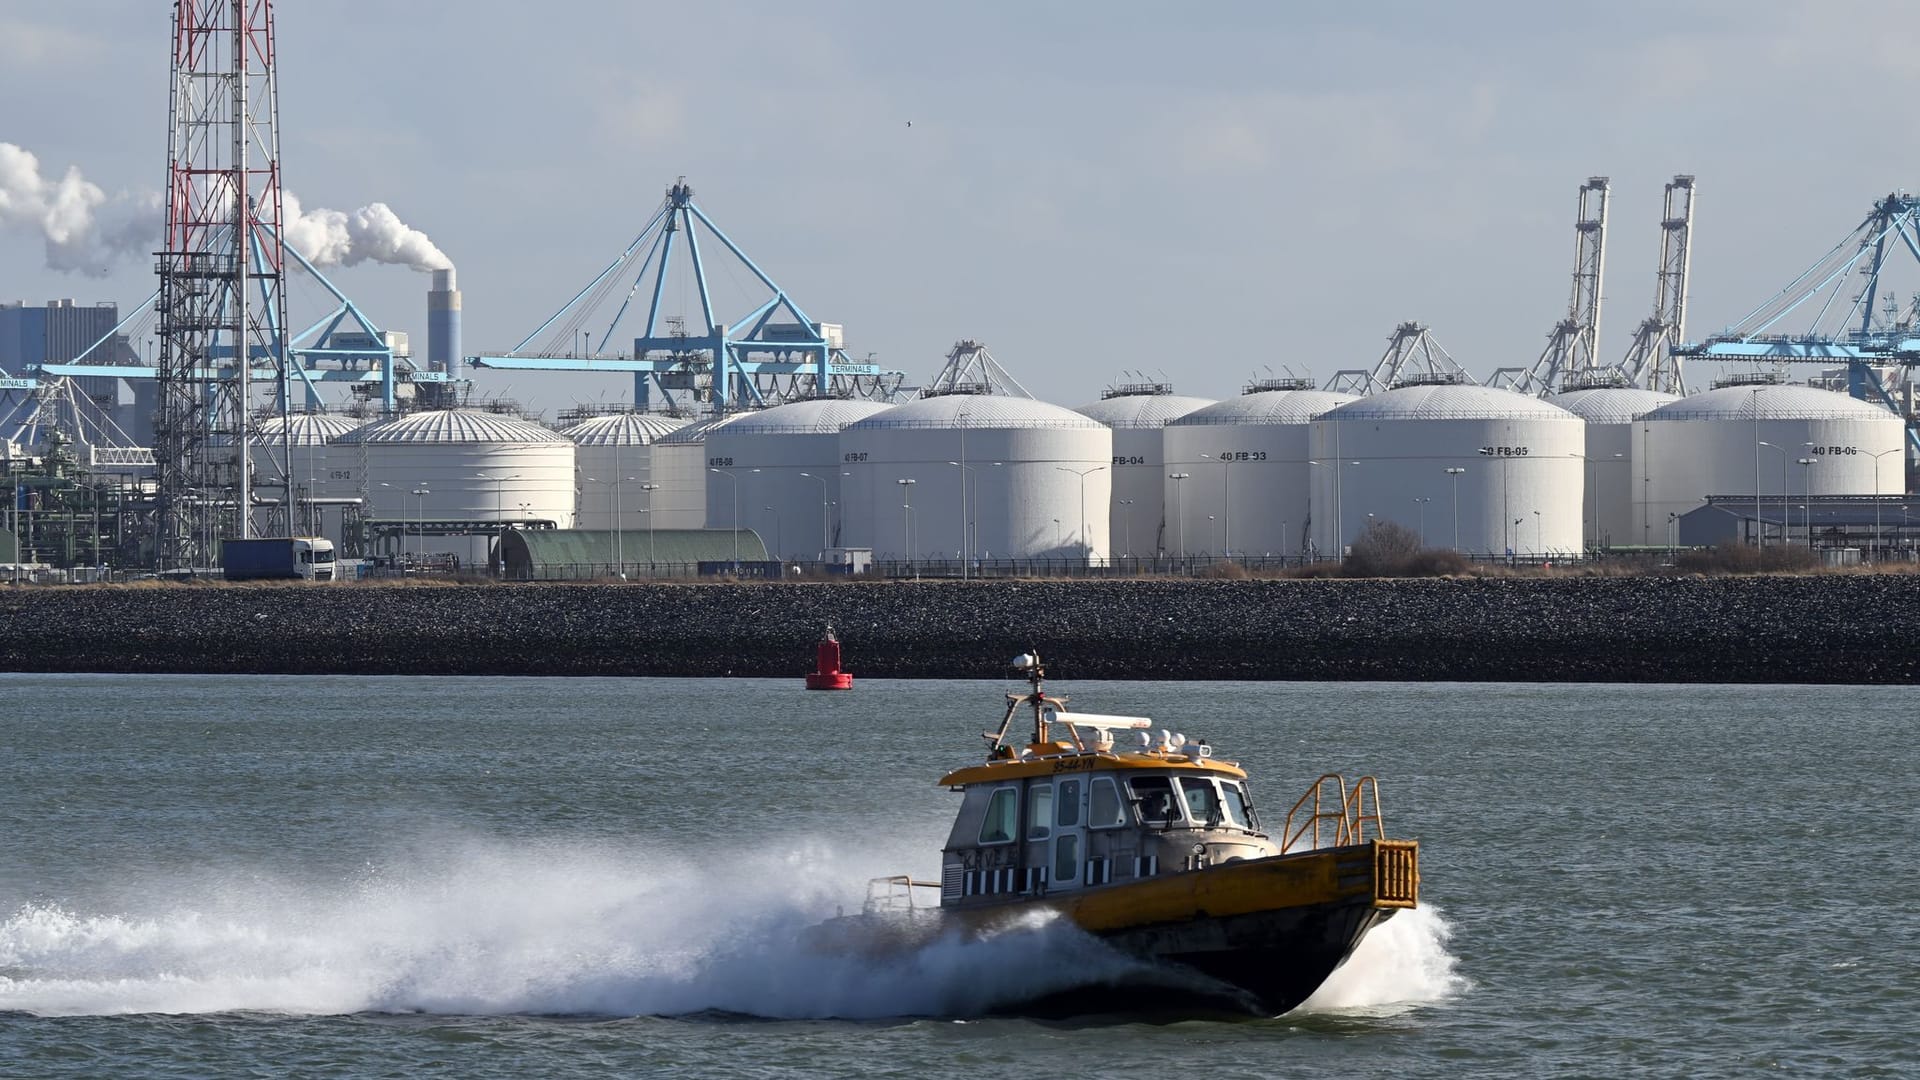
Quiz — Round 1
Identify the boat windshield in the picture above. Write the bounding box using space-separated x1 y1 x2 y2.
1178 777 1224 827
1129 776 1176 824
1221 781 1254 829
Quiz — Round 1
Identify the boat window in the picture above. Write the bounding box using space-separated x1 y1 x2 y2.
1027 783 1053 840
1179 777 1224 827
1222 781 1255 830
1053 832 1080 883
1056 779 1082 828
1129 776 1177 824
1089 777 1126 829
978 788 1017 844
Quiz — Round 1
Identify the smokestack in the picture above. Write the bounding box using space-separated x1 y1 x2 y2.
428 266 461 380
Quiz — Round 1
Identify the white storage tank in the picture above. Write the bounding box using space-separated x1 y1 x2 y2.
248 412 366 542
839 394 1113 561
564 411 686 531
1310 381 1585 556
1636 382 1906 543
1546 385 1677 549
1161 387 1356 558
702 398 890 559
649 413 747 530
332 409 576 564
1071 389 1214 557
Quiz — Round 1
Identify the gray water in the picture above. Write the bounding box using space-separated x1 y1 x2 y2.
0 674 1911 1078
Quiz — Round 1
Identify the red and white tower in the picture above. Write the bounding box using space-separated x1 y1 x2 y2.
152 0 290 568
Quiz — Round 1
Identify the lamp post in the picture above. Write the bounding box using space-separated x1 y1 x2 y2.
1116 498 1134 559
1797 457 1815 550
1198 453 1236 559
639 482 660 570
1167 471 1191 559
1758 441 1788 549
1055 464 1107 566
798 471 831 558
1308 459 1360 555
411 486 429 565
897 477 916 574
1752 387 1764 549
1444 467 1466 551
947 460 980 577
1532 509 1542 556
764 504 780 560
1867 446 1904 560
1668 511 1678 559
473 472 520 576
709 467 740 566
1414 497 1431 546
1055 517 1064 551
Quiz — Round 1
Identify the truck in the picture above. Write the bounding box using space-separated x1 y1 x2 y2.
222 537 339 582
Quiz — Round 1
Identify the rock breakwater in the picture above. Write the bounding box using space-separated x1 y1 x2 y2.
1 576 1915 682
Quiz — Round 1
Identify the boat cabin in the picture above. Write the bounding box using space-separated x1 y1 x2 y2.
935 655 1282 909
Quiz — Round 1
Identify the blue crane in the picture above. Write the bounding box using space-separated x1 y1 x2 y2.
1675 191 1920 448
470 178 903 412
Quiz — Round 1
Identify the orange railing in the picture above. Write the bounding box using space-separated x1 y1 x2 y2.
1282 774 1389 852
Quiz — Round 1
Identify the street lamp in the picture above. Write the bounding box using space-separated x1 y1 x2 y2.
1116 498 1135 558
1797 457 1816 550
1444 467 1466 551
411 486 429 565
1413 497 1431 546
1758 441 1789 549
1055 517 1064 551
1532 509 1542 556
639 482 660 569
896 477 916 573
709 467 741 566
1167 472 1191 559
798 471 831 557
473 472 521 576
1198 453 1237 559
1055 464 1107 565
1867 447 1904 559
764 505 780 560
1306 459 1360 555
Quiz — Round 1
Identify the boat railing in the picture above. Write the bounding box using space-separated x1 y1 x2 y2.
863 874 942 915
1283 774 1389 851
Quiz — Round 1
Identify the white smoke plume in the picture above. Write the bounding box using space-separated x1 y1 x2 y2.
0 142 160 277
0 141 451 275
281 191 452 273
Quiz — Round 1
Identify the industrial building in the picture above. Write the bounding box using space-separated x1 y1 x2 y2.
1162 384 1356 558
1309 381 1586 556
839 393 1113 562
1071 385 1213 557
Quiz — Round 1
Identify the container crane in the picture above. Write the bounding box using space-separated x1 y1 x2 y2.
1673 189 1920 450
471 178 905 412
1609 175 1696 394
1490 177 1610 396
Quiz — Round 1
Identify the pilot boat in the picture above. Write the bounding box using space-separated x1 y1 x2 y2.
853 650 1421 1017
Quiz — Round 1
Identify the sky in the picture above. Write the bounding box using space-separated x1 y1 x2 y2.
4 0 1920 418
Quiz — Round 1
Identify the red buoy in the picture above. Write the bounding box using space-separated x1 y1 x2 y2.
805 626 854 690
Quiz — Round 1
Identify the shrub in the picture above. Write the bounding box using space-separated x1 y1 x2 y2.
1672 544 1819 574
1341 520 1466 577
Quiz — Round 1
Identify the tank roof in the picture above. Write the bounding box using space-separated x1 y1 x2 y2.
1321 383 1577 422
248 413 363 446
1641 384 1903 422
563 411 687 446
1546 387 1680 425
715 398 891 435
1168 389 1357 427
656 412 750 445
846 394 1105 431
333 409 570 445
1071 393 1216 429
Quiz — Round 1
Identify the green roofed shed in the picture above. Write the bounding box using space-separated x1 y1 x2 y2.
500 528 769 579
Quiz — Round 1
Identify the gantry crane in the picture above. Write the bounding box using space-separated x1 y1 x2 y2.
1490 177 1611 395
1323 321 1476 395
1608 175 1697 394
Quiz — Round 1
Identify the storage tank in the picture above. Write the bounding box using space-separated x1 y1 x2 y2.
564 411 686 531
1310 381 1585 556
1637 382 1906 543
248 412 365 542
649 413 746 529
1546 385 1677 549
702 398 890 559
1161 387 1355 558
839 394 1113 561
332 408 576 564
1071 388 1213 557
